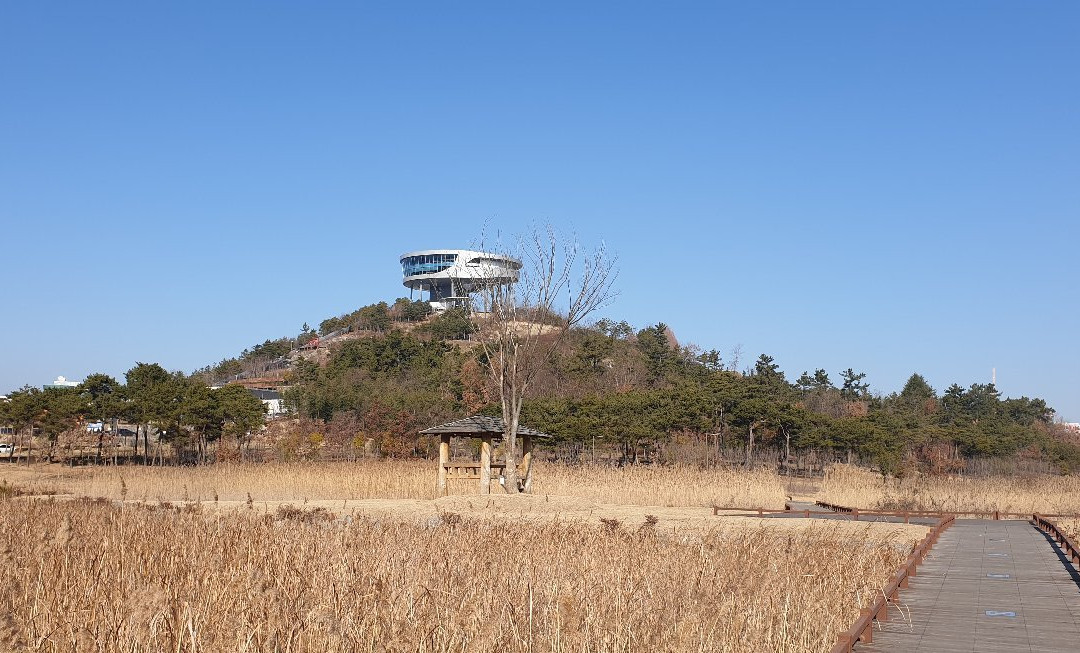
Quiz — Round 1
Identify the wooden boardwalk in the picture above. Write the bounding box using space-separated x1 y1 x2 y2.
857 519 1080 652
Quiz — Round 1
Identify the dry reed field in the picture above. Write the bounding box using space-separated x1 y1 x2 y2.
819 464 1080 514
0 496 915 653
1058 519 1080 542
5 460 788 509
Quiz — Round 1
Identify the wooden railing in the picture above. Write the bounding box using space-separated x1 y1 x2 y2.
711 505 933 522
1032 513 1080 567
818 501 1079 521
712 504 955 524
830 511 955 652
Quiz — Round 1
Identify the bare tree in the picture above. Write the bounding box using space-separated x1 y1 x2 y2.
728 344 744 373
473 227 618 493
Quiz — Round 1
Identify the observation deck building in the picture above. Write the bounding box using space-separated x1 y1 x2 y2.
400 249 521 311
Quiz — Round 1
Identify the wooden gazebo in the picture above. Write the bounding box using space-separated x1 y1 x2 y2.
420 416 552 495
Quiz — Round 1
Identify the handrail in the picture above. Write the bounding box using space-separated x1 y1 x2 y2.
711 503 1080 522
816 501 1077 521
712 505 943 522
830 512 956 652
817 500 854 513
1032 513 1080 567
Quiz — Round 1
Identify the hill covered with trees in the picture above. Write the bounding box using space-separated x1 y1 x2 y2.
271 300 1073 474
2 297 1074 474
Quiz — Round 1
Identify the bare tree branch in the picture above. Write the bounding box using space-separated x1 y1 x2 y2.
473 226 619 493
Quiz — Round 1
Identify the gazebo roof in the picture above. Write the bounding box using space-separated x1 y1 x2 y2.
419 415 552 439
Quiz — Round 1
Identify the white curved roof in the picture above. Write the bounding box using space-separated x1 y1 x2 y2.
399 249 521 266
400 249 521 291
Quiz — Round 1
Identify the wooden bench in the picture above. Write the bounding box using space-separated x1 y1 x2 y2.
442 462 507 480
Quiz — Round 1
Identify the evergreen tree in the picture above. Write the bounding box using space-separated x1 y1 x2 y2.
840 368 869 399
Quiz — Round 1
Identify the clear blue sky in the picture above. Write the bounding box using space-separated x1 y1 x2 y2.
2 2 1077 420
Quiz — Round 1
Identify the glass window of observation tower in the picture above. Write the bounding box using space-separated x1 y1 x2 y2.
402 253 457 277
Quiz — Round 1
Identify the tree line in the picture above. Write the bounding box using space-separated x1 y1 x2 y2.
4 298 1072 474
0 363 265 464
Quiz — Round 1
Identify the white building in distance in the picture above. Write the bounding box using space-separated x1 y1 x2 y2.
250 389 286 418
44 376 80 390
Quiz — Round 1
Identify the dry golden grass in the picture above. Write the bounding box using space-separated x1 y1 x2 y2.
7 460 788 509
0 496 915 653
15 460 437 502
819 464 1080 514
1057 519 1080 542
537 463 787 509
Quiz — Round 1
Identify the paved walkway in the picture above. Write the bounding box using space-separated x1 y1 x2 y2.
857 519 1080 652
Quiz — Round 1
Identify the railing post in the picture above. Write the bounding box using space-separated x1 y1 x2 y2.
834 634 851 652
859 609 873 642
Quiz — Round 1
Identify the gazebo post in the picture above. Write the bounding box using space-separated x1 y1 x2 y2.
437 434 450 496
522 435 534 493
479 436 492 495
